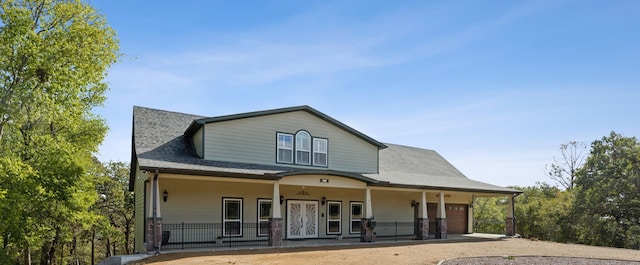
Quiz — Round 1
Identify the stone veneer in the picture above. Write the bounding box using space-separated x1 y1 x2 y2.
416 218 429 240
435 218 447 239
360 218 376 242
145 218 163 253
269 218 283 246
506 217 516 236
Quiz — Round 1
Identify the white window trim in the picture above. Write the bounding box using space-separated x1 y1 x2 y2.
326 201 342 235
295 131 311 165
277 133 293 164
223 198 243 236
257 199 272 236
350 202 364 234
313 138 328 167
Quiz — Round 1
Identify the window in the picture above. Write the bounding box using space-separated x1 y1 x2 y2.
257 199 272 236
350 202 364 234
223 198 242 236
277 133 293 163
313 138 328 166
277 131 329 167
295 131 311 165
327 202 341 234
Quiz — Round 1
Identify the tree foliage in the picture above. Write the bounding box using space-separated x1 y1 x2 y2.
510 132 640 250
473 196 506 234
512 183 574 241
0 0 120 263
573 132 640 249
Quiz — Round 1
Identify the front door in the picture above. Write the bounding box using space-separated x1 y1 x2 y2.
287 200 318 239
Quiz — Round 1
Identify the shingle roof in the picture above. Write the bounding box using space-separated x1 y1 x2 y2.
131 106 519 194
367 144 520 193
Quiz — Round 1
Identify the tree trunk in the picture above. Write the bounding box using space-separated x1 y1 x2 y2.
91 230 95 265
23 244 31 265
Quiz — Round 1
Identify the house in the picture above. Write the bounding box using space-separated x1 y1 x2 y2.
129 105 520 254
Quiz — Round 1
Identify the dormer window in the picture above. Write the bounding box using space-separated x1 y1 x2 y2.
277 133 293 163
295 131 311 165
313 138 328 166
276 130 328 167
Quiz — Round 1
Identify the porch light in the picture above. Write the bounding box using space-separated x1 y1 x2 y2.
411 200 418 207
163 190 168 202
280 195 284 205
321 196 326 205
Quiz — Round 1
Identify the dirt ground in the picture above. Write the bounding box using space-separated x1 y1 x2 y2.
131 238 640 265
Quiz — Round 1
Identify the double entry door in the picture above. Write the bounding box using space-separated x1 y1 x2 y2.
287 200 318 239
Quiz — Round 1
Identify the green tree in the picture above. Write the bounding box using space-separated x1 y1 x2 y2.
0 0 119 263
91 161 134 262
513 183 574 241
573 132 640 249
473 196 506 234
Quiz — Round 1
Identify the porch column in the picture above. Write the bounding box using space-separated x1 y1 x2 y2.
361 187 376 242
416 191 429 240
435 192 447 239
146 171 162 254
468 195 475 234
269 182 283 246
505 194 516 236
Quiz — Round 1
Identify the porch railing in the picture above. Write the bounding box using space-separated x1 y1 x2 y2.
371 221 416 241
162 223 269 249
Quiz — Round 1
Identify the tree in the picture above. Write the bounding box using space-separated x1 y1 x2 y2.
546 141 587 190
91 161 134 261
573 132 640 249
512 183 574 241
473 196 506 234
0 0 119 264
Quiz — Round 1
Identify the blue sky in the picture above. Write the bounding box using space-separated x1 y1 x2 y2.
90 0 640 187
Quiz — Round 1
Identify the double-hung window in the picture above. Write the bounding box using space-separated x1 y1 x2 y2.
277 133 293 163
257 199 272 236
313 138 328 166
350 202 363 234
327 202 341 234
277 130 328 167
223 198 242 236
295 131 311 165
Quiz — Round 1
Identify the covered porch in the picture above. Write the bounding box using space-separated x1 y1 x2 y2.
142 170 517 252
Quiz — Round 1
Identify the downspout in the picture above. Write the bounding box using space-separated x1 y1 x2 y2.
152 169 159 255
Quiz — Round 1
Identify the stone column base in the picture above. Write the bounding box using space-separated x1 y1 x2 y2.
269 218 283 246
435 218 447 239
145 218 163 253
416 218 429 240
506 217 516 236
360 218 376 242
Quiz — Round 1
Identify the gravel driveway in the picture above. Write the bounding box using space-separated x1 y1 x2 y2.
132 238 640 265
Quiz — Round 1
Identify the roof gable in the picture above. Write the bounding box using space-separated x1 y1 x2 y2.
184 105 387 149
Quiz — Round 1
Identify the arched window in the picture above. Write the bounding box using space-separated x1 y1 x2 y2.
295 131 311 165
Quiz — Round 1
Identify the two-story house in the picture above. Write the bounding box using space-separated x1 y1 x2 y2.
130 105 520 254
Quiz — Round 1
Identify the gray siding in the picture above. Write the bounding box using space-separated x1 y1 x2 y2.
133 164 146 253
193 127 204 158
203 111 379 173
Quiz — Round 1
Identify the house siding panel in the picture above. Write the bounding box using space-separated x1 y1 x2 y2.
133 165 147 253
192 127 204 158
203 111 379 173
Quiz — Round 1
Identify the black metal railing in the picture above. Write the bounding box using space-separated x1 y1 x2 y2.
162 223 269 249
374 221 415 241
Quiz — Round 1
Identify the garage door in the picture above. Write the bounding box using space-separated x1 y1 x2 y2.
427 203 468 234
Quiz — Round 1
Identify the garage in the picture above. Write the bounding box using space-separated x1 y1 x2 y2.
427 203 469 234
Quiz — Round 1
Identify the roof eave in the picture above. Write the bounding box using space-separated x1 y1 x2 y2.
368 182 522 194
